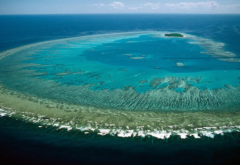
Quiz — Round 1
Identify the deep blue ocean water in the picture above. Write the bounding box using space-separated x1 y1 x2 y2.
1 14 240 164
1 14 240 53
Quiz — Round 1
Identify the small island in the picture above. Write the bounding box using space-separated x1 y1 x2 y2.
164 33 184 38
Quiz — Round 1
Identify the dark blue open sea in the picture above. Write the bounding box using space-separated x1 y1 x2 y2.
0 14 240 165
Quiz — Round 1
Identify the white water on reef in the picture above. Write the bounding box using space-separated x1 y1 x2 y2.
1 106 240 140
0 31 240 139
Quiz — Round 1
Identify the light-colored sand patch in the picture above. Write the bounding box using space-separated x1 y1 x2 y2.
176 62 185 67
130 56 145 60
218 58 240 63
123 54 133 56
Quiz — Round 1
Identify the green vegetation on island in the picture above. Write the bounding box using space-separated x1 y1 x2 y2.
164 33 184 37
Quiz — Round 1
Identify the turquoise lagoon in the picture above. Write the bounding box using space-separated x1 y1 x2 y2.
0 31 240 139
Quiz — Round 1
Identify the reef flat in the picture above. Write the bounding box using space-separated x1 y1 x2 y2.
1 83 240 139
